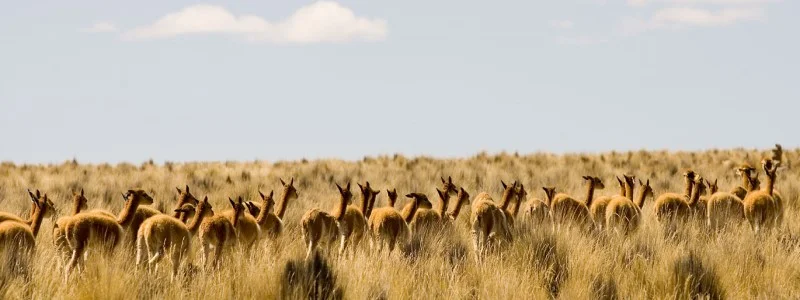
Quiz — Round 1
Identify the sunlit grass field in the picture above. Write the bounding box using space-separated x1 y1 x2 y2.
1 147 799 299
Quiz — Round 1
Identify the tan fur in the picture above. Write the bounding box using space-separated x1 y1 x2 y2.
88 192 161 243
497 181 520 229
411 188 451 236
222 197 260 252
410 178 458 233
367 207 408 255
0 190 40 225
0 192 54 275
198 214 236 269
606 178 653 235
367 189 430 256
300 208 338 260
129 206 162 243
136 198 211 279
0 213 28 225
706 191 744 231
300 182 352 259
254 190 283 239
402 197 433 221
173 185 200 221
654 193 691 224
447 187 471 222
54 189 90 268
696 179 719 226
254 178 299 238
551 176 603 230
358 181 380 219
510 183 527 220
338 182 369 256
743 160 779 233
63 189 152 282
730 164 756 200
136 215 191 278
0 222 35 274
470 185 513 262
591 176 625 230
605 195 638 234
340 205 367 255
524 187 555 226
654 170 695 224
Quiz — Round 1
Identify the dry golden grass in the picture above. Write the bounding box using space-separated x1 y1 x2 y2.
1 148 800 299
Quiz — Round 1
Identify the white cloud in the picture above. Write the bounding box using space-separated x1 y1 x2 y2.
81 22 118 33
550 20 575 29
628 0 775 6
124 1 387 43
621 7 764 34
653 7 763 25
556 36 609 45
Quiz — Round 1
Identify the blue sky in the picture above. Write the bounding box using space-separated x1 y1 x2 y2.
1 1 797 163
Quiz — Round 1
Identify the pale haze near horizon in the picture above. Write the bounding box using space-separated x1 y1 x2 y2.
1 1 797 164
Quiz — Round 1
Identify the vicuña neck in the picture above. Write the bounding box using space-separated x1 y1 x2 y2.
688 184 703 206
29 203 48 237
277 189 292 219
635 189 647 208
684 177 694 198
187 210 207 235
766 172 776 196
742 171 753 192
450 193 468 219
405 199 420 223
72 198 83 215
585 181 596 207
117 196 141 228
335 195 348 221
500 189 515 210
438 193 451 216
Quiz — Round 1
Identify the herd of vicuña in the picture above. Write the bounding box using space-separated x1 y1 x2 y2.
0 153 788 280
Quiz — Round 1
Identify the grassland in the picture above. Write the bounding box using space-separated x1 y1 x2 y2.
1 148 799 299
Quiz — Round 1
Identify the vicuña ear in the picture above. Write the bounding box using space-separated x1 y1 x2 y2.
259 191 266 200
280 178 287 186
185 185 190 194
436 188 444 199
290 178 294 186
441 177 447 184
177 187 182 194
80 188 84 197
229 198 236 208
501 181 507 189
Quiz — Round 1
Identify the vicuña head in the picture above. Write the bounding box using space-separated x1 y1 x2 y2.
387 189 398 207
174 185 199 220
